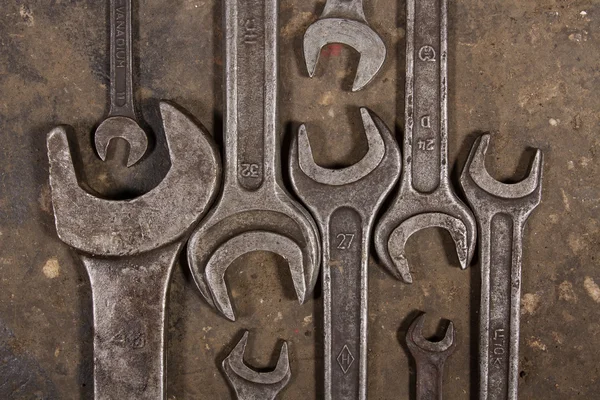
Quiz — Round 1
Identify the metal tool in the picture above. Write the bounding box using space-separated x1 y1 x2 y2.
374 0 476 283
289 108 401 399
405 314 456 400
187 0 321 321
303 0 386 91
94 0 148 167
460 134 543 400
222 331 291 400
47 102 220 399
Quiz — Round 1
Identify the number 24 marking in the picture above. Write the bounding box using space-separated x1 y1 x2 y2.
336 233 355 250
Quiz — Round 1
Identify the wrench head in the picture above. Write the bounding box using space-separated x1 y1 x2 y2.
303 18 386 91
47 102 221 256
222 331 291 400
460 134 543 203
94 116 149 167
406 313 456 355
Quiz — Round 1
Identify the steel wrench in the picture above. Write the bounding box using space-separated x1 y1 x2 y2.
375 0 476 283
289 108 401 399
405 314 456 400
460 134 543 400
222 331 291 400
187 0 321 321
303 0 386 91
47 102 220 399
94 0 148 167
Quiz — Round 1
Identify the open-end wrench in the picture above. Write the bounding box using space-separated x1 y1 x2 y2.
405 314 456 400
222 331 291 400
289 108 401 399
187 0 321 321
47 102 220 399
460 134 543 400
303 0 386 91
94 0 148 167
375 0 476 283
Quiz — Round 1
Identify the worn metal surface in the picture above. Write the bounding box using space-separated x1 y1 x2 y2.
47 102 220 398
187 0 321 322
94 0 148 167
289 107 401 399
222 331 291 400
375 0 476 284
461 134 543 400
303 0 386 91
1 0 599 399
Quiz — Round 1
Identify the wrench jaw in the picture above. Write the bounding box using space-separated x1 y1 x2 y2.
303 19 386 91
94 116 149 167
222 331 291 400
47 102 221 256
407 314 456 355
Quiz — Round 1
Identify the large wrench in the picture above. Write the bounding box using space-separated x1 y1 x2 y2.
289 108 401 399
460 134 543 400
94 0 148 167
222 331 291 400
303 0 386 91
47 102 220 399
375 0 476 283
187 0 321 321
405 314 456 400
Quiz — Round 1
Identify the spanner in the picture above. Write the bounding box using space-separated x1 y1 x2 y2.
222 331 291 400
375 0 476 283
187 0 321 321
47 102 220 399
94 0 148 167
303 0 386 91
289 108 401 399
405 314 456 400
460 134 543 400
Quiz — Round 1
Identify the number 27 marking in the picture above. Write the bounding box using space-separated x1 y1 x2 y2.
336 233 355 250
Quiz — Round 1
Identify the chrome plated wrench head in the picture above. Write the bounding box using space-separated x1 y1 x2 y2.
374 0 476 284
222 331 291 400
303 0 386 91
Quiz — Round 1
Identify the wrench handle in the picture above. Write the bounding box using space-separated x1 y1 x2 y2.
108 0 136 119
81 243 180 400
415 362 444 400
321 0 367 22
480 214 523 400
404 0 448 193
224 0 278 191
324 207 367 400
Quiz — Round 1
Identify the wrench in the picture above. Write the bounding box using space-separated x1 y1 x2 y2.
303 0 386 91
405 314 456 400
222 331 291 400
375 0 476 283
187 0 321 321
94 0 148 167
460 134 543 400
289 108 401 399
47 102 220 399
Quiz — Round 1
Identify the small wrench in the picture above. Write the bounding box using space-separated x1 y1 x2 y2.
405 314 456 400
47 102 220 399
375 0 476 283
289 108 401 399
222 331 291 400
303 0 386 91
94 0 148 167
188 0 321 321
460 134 543 400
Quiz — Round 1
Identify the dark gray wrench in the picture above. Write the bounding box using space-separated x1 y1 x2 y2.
94 0 148 167
47 102 220 399
290 108 401 399
405 314 456 400
303 0 386 91
461 134 543 400
222 331 291 399
187 0 321 321
375 0 476 283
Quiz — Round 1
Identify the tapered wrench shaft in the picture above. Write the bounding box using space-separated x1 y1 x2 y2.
109 0 135 119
